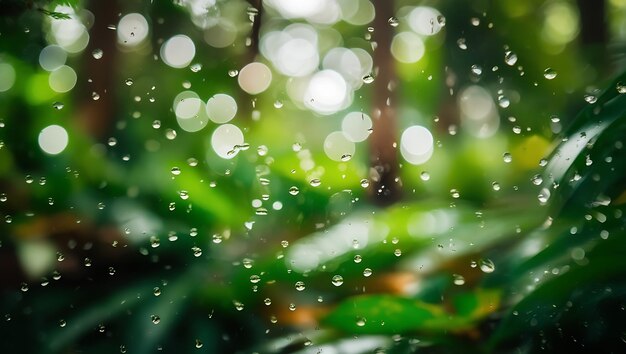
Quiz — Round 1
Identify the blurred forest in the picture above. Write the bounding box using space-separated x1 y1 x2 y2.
1 0 626 353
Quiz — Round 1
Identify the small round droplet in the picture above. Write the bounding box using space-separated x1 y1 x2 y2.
59 319 66 327
388 16 399 27
228 69 239 77
354 254 362 263
420 171 430 181
492 181 501 191
584 94 597 104
171 167 181 175
360 179 370 188
356 317 366 327
471 64 483 76
504 51 518 66
309 178 321 187
450 189 460 199
151 315 160 324
363 268 372 277
153 287 161 296
616 82 626 94
538 188 551 204
92 49 103 59
531 174 543 185
179 190 189 200
479 258 495 273
273 100 283 108
453 274 465 285
498 95 510 108
250 274 261 284
457 38 467 50
52 101 64 110
152 120 161 129
543 68 557 80
288 186 299 196
331 275 344 286
125 78 134 86
295 281 305 291
437 15 446 26
190 63 202 72
195 339 203 349
502 152 512 163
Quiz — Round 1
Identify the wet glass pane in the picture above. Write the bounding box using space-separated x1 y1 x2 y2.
1 0 625 353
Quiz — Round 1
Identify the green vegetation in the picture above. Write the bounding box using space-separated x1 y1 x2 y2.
1 0 625 353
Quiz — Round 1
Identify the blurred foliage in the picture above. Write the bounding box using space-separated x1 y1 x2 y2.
1 0 626 353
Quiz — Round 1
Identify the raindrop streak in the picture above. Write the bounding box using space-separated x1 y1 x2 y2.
331 275 344 286
543 68 557 80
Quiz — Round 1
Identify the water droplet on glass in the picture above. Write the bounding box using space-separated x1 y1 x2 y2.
543 68 557 80
288 186 299 195
504 51 518 66
190 63 202 72
25 175 34 184
471 64 483 76
512 126 521 134
295 281 305 291
492 181 501 191
420 171 430 181
179 190 189 200
453 274 465 285
479 258 495 273
92 49 103 59
309 178 321 187
450 189 460 199
354 254 362 263
195 339 203 349
437 15 446 26
171 167 181 176
617 82 626 94
192 246 202 257
356 317 366 327
52 101 64 110
228 69 239 77
360 179 370 188
168 202 176 211
152 120 161 129
125 78 133 86
151 315 160 324
212 234 223 244
59 319 66 327
153 287 161 296
538 188 551 204
273 100 283 108
498 95 510 108
331 275 344 286
363 268 372 277
362 74 374 84
584 94 597 104
502 152 512 163
457 38 467 50
531 174 543 185
471 17 480 26
388 16 399 27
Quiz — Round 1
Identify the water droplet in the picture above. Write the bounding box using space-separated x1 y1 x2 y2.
179 190 189 200
287 186 300 196
280 240 289 248
584 94 597 104
354 254 362 263
502 152 512 163
171 167 181 176
504 51 518 66
295 281 305 291
125 78 133 86
84 257 92 267
363 268 372 277
470 17 480 26
512 126 521 134
538 188 551 204
356 317 366 327
360 179 370 188
234 301 244 311
479 258 495 273
190 63 202 72
471 64 483 76
92 48 103 59
228 69 239 77
212 234 223 244
394 248 402 256
153 287 161 296
388 16 399 27
492 181 501 191
539 158 548 167
617 82 626 94
543 68 557 80
437 15 446 26
331 275 344 286
52 101 64 110
195 339 203 349
420 171 430 181
59 319 66 327
453 274 465 285
498 95 510 108
151 120 161 129
151 315 161 324
25 175 34 184
107 137 117 146
243 258 253 268
457 38 467 50
264 297 272 305
250 275 261 284
309 178 321 187
362 74 374 84
0 193 6 202
531 174 543 185
192 246 202 257
450 189 460 199
165 129 177 140
273 100 283 108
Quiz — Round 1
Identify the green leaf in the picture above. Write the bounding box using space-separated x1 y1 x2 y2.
323 295 443 334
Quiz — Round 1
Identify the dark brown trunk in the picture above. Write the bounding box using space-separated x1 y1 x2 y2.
369 0 401 205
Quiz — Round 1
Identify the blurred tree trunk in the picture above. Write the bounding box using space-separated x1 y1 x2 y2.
75 0 119 140
369 0 401 205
